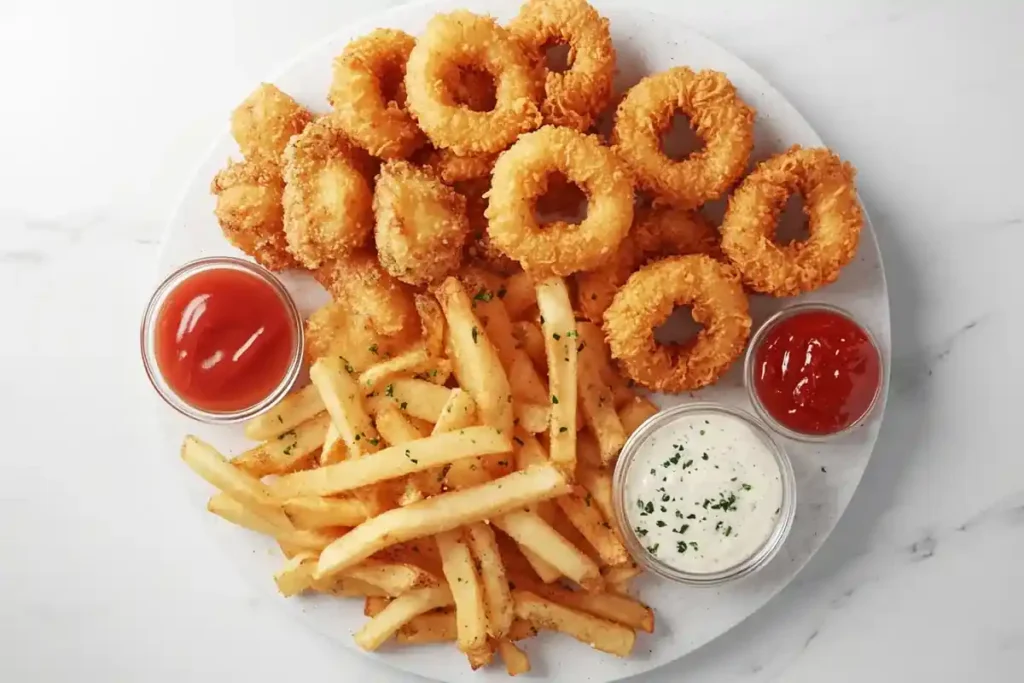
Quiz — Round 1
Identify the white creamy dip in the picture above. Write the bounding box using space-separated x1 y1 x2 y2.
623 411 783 574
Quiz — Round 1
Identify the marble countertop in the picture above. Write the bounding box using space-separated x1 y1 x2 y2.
2 1 1021 681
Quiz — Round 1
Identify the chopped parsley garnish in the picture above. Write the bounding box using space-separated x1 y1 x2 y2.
552 333 561 340
559 426 568 433
635 527 648 537
655 520 666 528
473 289 493 302
471 326 479 343
551 395 559 404
368 344 378 355
368 438 380 446
673 524 689 535
676 541 688 553
513 436 525 446
724 526 733 537
403 449 418 464
741 483 752 491
385 384 394 397
646 543 659 554
701 453 709 461
400 401 408 410
565 330 578 338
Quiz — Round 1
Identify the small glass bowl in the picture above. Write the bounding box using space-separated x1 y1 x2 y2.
612 402 797 586
140 256 304 424
744 302 884 443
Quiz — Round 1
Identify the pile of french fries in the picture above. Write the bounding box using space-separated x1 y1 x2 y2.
180 271 660 675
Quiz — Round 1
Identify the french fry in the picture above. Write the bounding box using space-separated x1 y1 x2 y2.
314 576 390 598
576 321 634 407
345 560 441 596
435 276 514 435
414 293 446 357
502 271 536 320
602 563 642 592
506 618 539 641
364 595 390 617
465 522 514 638
416 357 453 385
514 402 550 434
401 389 478 505
462 268 518 368
370 378 453 423
436 529 488 653
396 610 457 644
232 413 330 477
353 586 454 651
493 510 602 591
374 400 430 446
618 394 659 435
520 546 562 584
577 335 627 464
529 582 654 633
467 640 496 670
207 493 338 551
498 639 531 676
555 486 630 566
316 465 570 579
535 277 578 476
576 429 604 469
512 590 636 657
358 345 432 393
512 321 547 374
243 384 324 441
182 437 289 525
274 552 318 597
321 421 343 466
283 495 371 529
576 465 623 544
377 539 445 577
270 426 510 497
310 357 381 460
508 349 549 404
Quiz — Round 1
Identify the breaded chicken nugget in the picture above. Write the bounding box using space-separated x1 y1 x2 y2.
314 249 419 340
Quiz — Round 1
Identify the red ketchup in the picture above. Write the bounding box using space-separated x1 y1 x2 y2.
753 310 881 436
153 267 296 412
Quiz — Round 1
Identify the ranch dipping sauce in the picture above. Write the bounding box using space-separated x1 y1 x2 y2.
615 404 795 583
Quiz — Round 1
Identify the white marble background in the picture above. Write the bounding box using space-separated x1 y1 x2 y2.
1 1 1021 681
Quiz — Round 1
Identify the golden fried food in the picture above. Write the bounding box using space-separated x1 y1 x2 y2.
305 299 408 371
414 145 497 184
576 205 719 322
210 155 297 271
444 65 498 113
373 160 470 286
329 29 426 159
405 11 541 155
508 0 615 131
613 68 755 208
314 249 419 339
720 145 863 296
603 254 751 392
231 83 313 164
282 116 374 268
486 126 634 276
458 178 520 275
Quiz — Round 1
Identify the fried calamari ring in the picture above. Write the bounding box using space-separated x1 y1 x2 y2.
314 249 418 339
612 68 755 209
576 206 720 322
373 160 470 286
720 146 863 296
328 29 426 159
485 126 634 276
603 254 751 393
211 155 297 271
405 11 541 156
282 116 374 268
508 0 615 131
231 83 313 164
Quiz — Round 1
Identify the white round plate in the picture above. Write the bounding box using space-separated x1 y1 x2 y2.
157 1 890 681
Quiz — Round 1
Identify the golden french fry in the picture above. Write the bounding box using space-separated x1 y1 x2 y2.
467 640 496 670
618 395 659 435
207 493 338 551
353 586 454 652
270 426 510 497
602 563 642 591
509 349 549 404
465 522 514 638
182 436 287 523
436 529 488 653
576 430 604 470
435 277 514 435
520 545 562 583
310 357 381 460
498 639 531 676
577 337 627 464
232 413 330 477
555 486 630 566
358 345 432 392
493 510 602 591
514 402 550 435
415 293 446 357
531 583 654 633
396 610 457 644
512 590 636 657
315 576 389 598
321 420 344 465
370 378 453 423
506 618 539 642
345 560 441 596
502 271 536 320
243 384 324 441
316 465 570 579
535 277 578 476
432 388 477 435
462 269 519 369
364 595 390 617
274 552 318 597
576 321 634 408
375 400 430 446
283 495 371 529
575 465 627 549
512 321 547 374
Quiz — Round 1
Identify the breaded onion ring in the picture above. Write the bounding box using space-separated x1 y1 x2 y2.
613 67 755 208
373 160 470 286
282 116 374 268
314 249 418 339
604 254 751 393
577 206 720 322
485 125 634 276
231 83 313 164
720 146 863 296
328 29 426 159
405 11 541 156
211 155 297 271
508 0 615 131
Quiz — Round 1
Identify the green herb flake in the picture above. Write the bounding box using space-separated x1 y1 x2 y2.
551 395 559 405
471 326 479 344
474 289 493 302
646 543 660 554
655 520 666 528
368 344 378 355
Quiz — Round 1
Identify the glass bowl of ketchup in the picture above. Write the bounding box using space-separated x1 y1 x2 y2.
744 303 884 442
141 256 304 423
